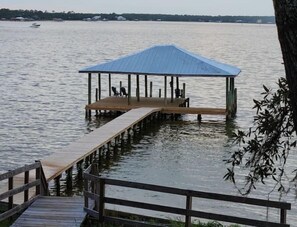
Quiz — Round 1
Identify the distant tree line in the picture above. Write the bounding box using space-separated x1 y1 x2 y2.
0 8 275 24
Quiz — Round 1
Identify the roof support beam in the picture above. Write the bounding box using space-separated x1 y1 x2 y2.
87 73 92 117
164 76 167 105
171 76 174 103
128 74 131 105
136 74 140 102
144 75 148 98
108 74 111 96
98 73 101 100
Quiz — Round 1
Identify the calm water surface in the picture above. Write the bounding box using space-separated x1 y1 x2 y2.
0 21 296 225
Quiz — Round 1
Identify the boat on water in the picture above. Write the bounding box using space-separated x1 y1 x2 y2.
30 23 40 28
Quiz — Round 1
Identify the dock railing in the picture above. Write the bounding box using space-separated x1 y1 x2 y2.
0 161 49 221
84 164 291 227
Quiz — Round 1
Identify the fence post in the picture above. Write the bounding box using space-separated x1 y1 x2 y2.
185 195 192 227
8 175 13 209
99 178 106 223
84 173 89 209
35 166 41 195
280 209 287 224
24 170 29 202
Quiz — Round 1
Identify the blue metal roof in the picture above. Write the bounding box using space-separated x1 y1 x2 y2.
79 45 241 77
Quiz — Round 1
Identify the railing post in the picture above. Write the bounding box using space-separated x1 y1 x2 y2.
99 178 106 223
8 175 13 209
84 173 89 209
35 166 41 195
185 195 192 227
24 170 29 202
280 208 287 224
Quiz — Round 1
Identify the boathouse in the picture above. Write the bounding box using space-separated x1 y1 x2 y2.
79 45 241 119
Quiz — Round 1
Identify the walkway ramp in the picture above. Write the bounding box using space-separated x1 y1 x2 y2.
41 107 160 181
11 196 85 227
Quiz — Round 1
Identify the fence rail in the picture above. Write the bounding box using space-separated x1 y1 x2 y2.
0 161 49 221
84 164 291 227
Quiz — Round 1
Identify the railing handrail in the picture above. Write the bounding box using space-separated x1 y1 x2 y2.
83 164 291 227
0 162 40 181
0 161 49 222
84 173 291 210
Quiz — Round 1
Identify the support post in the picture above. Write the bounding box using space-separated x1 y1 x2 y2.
66 167 73 192
55 175 61 196
170 76 174 103
35 166 41 196
226 78 230 118
24 170 29 202
108 74 111 96
128 74 131 105
164 76 167 105
87 73 92 117
159 89 162 98
145 75 148 97
8 176 13 210
176 77 179 89
182 83 186 98
280 209 287 224
150 81 153 97
120 81 122 96
185 195 192 227
136 74 140 102
98 73 101 100
99 178 106 223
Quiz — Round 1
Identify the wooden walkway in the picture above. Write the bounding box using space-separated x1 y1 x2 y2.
86 96 226 116
0 107 160 206
41 107 161 182
11 196 85 227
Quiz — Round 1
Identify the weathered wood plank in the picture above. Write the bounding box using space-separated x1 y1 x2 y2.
41 107 160 182
11 196 86 227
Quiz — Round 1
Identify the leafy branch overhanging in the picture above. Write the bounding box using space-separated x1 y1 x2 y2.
224 77 297 195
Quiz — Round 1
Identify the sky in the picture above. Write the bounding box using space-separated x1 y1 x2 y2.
1 0 275 16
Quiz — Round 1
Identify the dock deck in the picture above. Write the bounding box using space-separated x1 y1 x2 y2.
0 107 161 206
41 107 161 182
86 97 226 116
11 196 85 227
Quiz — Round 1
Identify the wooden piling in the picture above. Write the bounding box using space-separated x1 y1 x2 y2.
128 74 131 105
171 76 174 103
136 74 140 102
182 83 186 98
150 81 153 97
108 74 111 96
145 75 148 97
164 76 167 105
55 175 61 196
87 73 92 117
98 73 101 100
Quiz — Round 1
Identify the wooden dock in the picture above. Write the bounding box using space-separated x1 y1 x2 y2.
86 97 226 116
41 107 161 182
11 196 85 227
0 107 161 208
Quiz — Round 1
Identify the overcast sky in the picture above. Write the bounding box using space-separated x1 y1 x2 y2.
1 0 274 16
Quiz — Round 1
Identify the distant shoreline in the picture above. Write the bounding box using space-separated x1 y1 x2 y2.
0 8 275 24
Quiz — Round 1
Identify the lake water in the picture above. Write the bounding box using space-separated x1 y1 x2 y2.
0 21 296 225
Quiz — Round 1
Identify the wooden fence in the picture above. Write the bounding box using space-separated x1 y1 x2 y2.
84 164 291 227
0 161 49 221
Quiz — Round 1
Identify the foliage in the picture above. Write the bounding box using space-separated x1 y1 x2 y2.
224 77 297 194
